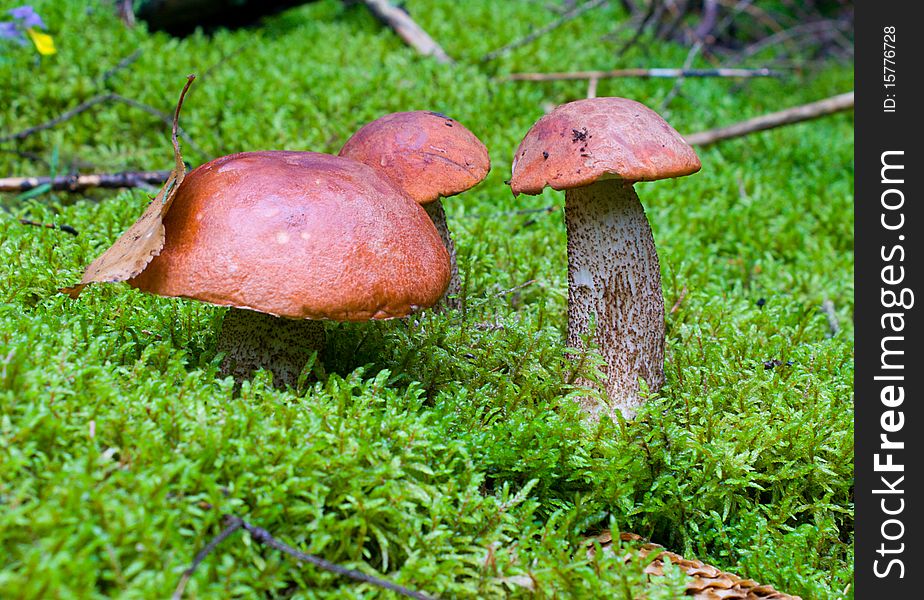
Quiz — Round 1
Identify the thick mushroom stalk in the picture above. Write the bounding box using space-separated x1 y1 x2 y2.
565 180 664 418
217 309 326 387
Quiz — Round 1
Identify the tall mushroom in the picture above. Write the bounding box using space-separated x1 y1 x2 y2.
339 111 490 309
509 97 701 418
129 151 450 386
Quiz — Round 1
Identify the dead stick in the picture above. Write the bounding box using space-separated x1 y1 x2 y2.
171 517 243 600
684 91 853 146
362 0 453 63
19 219 79 236
481 0 607 62
502 67 780 81
0 93 206 158
821 299 840 337
173 515 433 600
0 94 115 144
0 171 170 193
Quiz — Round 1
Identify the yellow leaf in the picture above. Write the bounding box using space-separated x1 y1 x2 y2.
63 76 197 298
26 28 56 55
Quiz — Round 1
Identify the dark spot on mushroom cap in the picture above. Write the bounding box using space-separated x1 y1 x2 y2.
542 151 549 159
571 128 588 142
428 111 452 120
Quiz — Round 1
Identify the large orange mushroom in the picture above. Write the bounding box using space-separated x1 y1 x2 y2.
129 151 450 385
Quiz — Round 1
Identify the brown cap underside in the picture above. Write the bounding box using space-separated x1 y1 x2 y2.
340 111 490 204
510 97 701 196
129 151 451 321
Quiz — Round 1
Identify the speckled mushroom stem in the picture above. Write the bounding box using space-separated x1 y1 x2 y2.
424 200 462 310
217 308 326 388
565 179 665 419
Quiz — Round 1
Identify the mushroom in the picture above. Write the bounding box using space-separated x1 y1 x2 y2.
509 97 701 418
129 151 450 386
339 111 490 309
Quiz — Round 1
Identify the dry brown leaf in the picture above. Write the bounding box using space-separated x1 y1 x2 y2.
62 75 196 298
580 530 803 600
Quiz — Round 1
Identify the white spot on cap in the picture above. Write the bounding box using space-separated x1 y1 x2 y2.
276 232 289 244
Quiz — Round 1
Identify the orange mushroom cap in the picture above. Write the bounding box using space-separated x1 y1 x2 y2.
339 111 490 204
129 151 450 321
510 97 701 196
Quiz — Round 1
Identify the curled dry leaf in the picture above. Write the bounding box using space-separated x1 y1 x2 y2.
62 75 196 298
579 531 802 600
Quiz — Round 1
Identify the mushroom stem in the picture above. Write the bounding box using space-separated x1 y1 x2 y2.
565 179 665 418
217 308 326 387
424 199 462 310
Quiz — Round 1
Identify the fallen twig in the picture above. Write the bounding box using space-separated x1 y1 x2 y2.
684 91 853 146
617 0 661 57
19 219 79 236
669 285 688 315
462 205 560 219
578 530 802 599
173 515 434 600
0 94 114 144
481 0 607 62
363 0 453 63
491 279 538 300
0 171 169 193
732 19 852 63
821 299 840 337
659 41 703 111
0 92 207 158
501 66 780 81
99 49 142 84
172 517 243 600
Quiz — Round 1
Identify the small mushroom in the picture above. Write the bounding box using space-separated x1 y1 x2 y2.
339 111 490 309
510 98 701 418
129 151 450 386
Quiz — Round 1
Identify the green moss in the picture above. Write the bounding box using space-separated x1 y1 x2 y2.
2 1 852 598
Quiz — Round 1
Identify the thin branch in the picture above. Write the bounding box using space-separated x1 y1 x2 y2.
501 66 779 81
0 94 115 144
669 285 688 315
362 0 453 63
490 279 538 300
0 171 170 193
684 91 853 146
616 0 660 57
821 299 840 337
19 219 79 236
732 19 851 63
659 40 703 111
0 93 207 158
99 49 142 84
586 76 599 98
171 517 244 600
481 0 608 62
109 93 208 158
462 205 560 219
173 515 435 600
692 0 719 41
